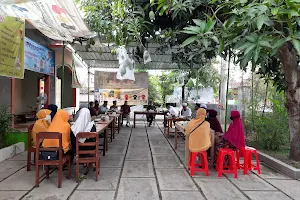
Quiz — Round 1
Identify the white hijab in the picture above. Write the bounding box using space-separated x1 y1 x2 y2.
71 108 94 143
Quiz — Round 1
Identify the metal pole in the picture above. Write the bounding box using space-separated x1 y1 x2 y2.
196 69 199 100
88 66 90 104
224 51 231 132
61 41 65 108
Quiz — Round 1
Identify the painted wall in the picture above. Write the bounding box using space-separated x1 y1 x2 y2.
14 70 39 114
0 77 11 107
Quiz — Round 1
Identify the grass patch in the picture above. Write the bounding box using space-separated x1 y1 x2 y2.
3 132 28 150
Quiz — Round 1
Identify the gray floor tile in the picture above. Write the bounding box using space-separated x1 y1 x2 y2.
0 160 26 179
194 178 248 200
126 149 151 161
70 191 115 200
116 178 159 200
244 191 291 200
78 168 121 190
122 161 154 178
23 177 77 200
106 146 127 155
267 179 300 199
7 151 27 161
0 191 27 200
0 168 35 190
100 154 124 168
228 173 277 191
161 191 205 200
156 169 197 191
153 154 183 168
253 164 292 180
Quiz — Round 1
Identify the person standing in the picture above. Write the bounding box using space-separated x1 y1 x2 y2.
121 101 131 127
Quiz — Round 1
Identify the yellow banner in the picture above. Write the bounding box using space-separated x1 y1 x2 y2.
0 15 25 79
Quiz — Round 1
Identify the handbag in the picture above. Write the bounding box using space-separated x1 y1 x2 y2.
39 140 59 160
39 150 59 160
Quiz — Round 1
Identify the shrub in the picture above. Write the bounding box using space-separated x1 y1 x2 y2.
245 98 289 150
0 106 13 148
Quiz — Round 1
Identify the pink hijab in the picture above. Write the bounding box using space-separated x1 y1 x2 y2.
223 110 246 148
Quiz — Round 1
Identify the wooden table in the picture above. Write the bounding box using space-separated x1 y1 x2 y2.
175 122 215 166
133 111 167 128
96 118 115 142
96 123 109 156
109 113 121 134
164 117 187 135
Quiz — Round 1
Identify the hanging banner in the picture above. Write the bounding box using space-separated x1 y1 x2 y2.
24 37 55 75
116 46 135 81
0 15 25 79
94 71 148 89
0 0 38 4
0 0 94 41
71 66 82 88
95 88 148 106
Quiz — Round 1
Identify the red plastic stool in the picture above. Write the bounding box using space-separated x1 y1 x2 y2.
236 147 261 174
216 148 238 178
246 147 261 174
236 147 249 174
188 151 209 176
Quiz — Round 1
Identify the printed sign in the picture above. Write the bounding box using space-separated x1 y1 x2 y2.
0 15 25 79
94 71 148 89
24 37 55 76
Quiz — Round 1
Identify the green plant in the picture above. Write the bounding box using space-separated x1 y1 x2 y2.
0 106 12 148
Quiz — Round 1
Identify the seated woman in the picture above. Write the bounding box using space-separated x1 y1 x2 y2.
32 109 52 148
42 110 72 156
185 108 211 166
207 109 223 133
214 110 246 167
47 104 58 120
70 108 96 155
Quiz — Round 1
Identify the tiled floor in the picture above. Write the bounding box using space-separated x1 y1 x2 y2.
0 120 298 200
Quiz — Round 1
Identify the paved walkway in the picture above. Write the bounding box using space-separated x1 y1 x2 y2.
0 121 299 200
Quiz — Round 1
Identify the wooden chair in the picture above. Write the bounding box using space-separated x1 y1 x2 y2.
35 132 71 188
27 124 35 171
76 132 100 182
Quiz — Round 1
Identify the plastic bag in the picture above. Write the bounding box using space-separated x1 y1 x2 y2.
143 50 151 64
116 46 135 81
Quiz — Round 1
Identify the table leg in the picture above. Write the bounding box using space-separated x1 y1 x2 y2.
112 119 115 139
175 127 178 149
168 120 170 136
105 128 108 151
118 116 120 133
134 113 136 128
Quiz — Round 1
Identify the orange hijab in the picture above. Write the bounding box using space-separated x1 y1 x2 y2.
42 109 71 153
32 109 51 147
185 108 211 152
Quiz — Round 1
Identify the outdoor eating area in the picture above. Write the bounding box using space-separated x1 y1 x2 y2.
0 105 296 200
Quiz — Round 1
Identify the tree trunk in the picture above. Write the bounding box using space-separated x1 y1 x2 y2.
262 80 269 117
280 43 300 161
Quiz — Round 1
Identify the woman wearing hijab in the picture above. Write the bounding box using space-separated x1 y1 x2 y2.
47 104 58 120
70 108 96 154
43 110 71 155
214 110 246 167
207 109 223 133
32 109 52 148
185 108 211 166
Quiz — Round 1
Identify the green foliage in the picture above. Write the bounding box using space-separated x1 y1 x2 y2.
245 96 289 150
148 75 162 103
75 0 151 47
158 72 176 106
3 132 28 150
0 106 13 148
